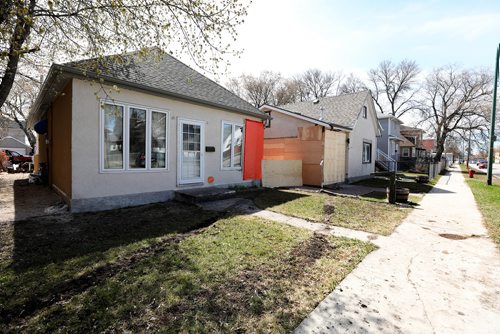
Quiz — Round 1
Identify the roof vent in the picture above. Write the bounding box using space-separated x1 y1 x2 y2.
312 99 319 104
319 107 324 121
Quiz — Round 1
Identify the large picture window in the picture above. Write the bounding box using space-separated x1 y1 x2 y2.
221 121 243 169
362 142 372 163
101 102 168 172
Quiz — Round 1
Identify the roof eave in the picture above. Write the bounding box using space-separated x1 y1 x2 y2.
29 64 269 126
59 65 269 120
260 104 352 132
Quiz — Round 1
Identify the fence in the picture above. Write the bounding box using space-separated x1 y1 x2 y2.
428 158 447 179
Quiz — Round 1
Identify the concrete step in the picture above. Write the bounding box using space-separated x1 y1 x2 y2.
174 187 237 204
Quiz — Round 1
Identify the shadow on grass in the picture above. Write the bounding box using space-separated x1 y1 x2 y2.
11 201 219 272
354 175 454 194
253 188 310 210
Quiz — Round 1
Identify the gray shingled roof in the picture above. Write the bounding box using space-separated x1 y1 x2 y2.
61 48 265 118
279 91 371 129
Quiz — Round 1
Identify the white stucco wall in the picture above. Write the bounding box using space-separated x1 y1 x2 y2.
71 79 261 201
346 103 378 181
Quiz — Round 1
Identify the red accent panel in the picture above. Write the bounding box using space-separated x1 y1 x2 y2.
243 119 264 180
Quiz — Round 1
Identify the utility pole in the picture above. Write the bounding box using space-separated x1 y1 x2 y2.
467 131 471 169
487 43 499 185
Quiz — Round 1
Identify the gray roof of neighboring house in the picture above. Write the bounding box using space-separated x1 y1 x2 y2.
377 112 404 124
29 48 267 125
279 91 371 129
0 136 31 149
400 125 424 132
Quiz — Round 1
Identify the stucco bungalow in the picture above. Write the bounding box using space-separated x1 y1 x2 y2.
28 49 268 212
260 91 381 185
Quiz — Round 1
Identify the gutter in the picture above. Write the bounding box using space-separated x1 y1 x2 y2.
260 104 352 132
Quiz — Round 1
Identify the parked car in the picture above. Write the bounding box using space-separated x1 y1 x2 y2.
4 150 32 164
478 161 487 169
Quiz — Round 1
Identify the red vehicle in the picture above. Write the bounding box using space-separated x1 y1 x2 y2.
4 149 32 164
477 161 487 169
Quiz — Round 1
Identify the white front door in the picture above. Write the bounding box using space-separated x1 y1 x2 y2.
178 119 205 185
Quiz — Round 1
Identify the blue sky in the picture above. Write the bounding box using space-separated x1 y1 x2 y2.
226 0 500 77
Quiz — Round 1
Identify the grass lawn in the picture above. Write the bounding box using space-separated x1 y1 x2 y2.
459 164 500 245
0 201 374 333
255 189 415 235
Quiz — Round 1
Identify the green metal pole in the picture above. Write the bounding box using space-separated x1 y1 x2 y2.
487 44 499 186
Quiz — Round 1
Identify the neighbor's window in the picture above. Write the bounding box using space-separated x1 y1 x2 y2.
101 102 168 171
401 147 410 157
362 142 372 163
222 122 243 169
103 103 124 169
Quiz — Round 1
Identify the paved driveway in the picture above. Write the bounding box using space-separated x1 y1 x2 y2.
295 166 500 333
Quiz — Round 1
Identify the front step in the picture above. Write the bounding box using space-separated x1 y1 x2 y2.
174 187 237 204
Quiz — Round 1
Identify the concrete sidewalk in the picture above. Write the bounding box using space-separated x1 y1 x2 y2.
295 166 500 334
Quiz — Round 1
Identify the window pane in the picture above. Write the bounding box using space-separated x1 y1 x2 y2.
151 111 167 168
129 107 147 168
222 123 232 168
103 104 123 169
234 125 243 167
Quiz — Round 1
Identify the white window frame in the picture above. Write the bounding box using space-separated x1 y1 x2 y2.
99 100 169 173
220 121 244 170
401 147 410 157
362 141 372 163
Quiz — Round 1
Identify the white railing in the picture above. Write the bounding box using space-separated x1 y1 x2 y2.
376 148 397 171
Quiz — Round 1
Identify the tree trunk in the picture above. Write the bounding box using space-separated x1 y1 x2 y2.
0 0 36 110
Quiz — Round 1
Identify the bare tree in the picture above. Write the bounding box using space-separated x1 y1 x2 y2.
418 66 492 161
297 69 342 100
0 0 251 112
237 71 282 108
274 79 300 105
368 60 420 117
339 73 367 95
1 77 38 149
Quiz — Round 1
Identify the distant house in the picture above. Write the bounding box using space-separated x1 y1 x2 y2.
376 113 403 171
421 139 436 156
28 49 268 212
0 136 32 156
260 91 381 185
0 118 31 155
400 125 427 158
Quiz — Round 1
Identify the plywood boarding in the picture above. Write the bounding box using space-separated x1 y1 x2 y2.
323 130 347 185
263 125 324 186
262 160 302 188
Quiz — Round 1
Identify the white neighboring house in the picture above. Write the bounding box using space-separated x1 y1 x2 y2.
0 118 31 155
261 91 381 183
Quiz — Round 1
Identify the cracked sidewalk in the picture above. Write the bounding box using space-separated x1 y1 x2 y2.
294 165 500 333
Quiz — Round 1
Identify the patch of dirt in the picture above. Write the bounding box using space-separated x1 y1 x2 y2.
324 202 335 215
439 233 469 240
290 233 334 266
